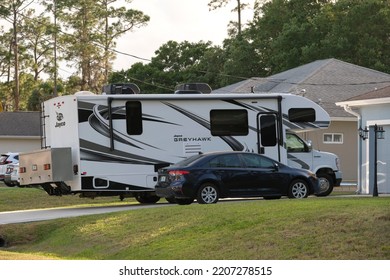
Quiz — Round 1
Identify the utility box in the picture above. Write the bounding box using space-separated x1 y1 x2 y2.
19 148 73 185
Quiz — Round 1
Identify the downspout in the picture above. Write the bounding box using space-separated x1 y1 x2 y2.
342 105 362 194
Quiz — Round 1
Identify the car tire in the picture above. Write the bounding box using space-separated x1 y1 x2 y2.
316 174 334 197
176 198 194 205
288 179 309 199
197 183 219 204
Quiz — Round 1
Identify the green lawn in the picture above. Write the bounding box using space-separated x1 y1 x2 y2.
1 187 389 260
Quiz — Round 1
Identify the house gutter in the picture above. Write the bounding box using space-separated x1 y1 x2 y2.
341 105 362 194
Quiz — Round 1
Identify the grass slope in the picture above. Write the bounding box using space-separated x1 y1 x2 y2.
1 197 389 260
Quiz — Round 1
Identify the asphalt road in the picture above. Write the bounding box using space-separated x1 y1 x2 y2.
0 203 173 225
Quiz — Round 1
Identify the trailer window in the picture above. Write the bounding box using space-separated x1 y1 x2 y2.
210 110 248 136
126 101 143 135
288 108 316 122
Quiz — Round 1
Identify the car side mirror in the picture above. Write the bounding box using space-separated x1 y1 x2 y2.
273 163 279 171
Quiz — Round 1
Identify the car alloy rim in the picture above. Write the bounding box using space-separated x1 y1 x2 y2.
201 186 217 203
292 182 307 198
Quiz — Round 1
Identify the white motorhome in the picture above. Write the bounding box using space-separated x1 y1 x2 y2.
19 90 342 202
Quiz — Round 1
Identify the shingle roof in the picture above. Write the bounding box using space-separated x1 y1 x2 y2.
345 85 390 101
0 111 40 137
213 59 390 118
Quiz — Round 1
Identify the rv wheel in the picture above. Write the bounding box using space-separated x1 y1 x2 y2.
175 198 194 205
165 197 177 204
135 193 160 204
315 174 334 197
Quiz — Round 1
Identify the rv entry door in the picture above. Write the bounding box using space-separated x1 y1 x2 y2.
257 113 280 161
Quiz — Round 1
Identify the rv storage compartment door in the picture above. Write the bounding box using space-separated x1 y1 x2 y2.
19 148 73 185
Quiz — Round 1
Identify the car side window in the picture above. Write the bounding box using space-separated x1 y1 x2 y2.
208 154 242 168
242 154 275 169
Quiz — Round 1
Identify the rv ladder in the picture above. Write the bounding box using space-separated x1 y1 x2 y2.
40 102 50 149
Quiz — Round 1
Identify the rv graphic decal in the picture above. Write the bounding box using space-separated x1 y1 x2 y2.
55 111 66 128
163 102 246 151
174 135 212 142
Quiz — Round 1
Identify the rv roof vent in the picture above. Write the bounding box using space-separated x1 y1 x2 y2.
174 83 212 94
102 83 141 95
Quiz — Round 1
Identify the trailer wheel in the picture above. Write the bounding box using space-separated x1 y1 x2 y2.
197 183 219 204
288 179 309 199
316 174 334 197
135 193 160 204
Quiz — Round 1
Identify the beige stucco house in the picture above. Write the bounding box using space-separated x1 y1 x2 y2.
214 59 390 183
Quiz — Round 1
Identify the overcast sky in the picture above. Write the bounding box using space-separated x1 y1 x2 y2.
111 0 256 72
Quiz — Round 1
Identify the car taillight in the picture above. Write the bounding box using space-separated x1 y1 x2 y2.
168 170 190 181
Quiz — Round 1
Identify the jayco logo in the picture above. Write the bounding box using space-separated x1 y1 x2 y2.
55 111 66 128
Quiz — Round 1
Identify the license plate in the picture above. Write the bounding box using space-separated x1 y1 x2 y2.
160 176 166 182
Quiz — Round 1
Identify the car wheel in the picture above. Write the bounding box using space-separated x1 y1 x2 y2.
316 174 334 197
288 179 309 199
135 193 160 204
197 183 219 204
176 198 194 205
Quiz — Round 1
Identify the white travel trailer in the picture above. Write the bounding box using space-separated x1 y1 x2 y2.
19 90 342 202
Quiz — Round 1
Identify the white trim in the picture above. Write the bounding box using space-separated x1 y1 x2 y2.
0 136 40 140
366 119 390 126
336 97 390 107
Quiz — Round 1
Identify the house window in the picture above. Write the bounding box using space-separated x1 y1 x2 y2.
323 133 343 144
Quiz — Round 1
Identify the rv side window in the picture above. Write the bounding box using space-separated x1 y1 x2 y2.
260 115 277 146
288 108 316 122
210 110 248 136
126 101 143 135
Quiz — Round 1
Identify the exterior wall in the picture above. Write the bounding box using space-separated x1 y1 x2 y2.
0 137 41 154
299 120 358 183
359 104 390 194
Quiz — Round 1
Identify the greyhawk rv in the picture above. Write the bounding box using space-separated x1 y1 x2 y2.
19 89 342 202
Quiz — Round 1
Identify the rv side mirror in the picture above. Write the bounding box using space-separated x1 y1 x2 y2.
306 140 313 152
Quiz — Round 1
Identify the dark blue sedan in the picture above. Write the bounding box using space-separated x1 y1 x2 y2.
155 151 320 204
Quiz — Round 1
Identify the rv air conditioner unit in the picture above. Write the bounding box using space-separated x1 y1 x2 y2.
102 83 141 95
174 83 212 94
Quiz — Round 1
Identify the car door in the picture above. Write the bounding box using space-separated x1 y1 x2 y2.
240 154 283 195
207 154 252 197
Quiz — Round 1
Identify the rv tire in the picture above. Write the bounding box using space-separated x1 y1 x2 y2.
165 197 177 204
4 181 16 187
176 198 194 205
288 179 309 199
135 193 160 204
316 174 334 197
